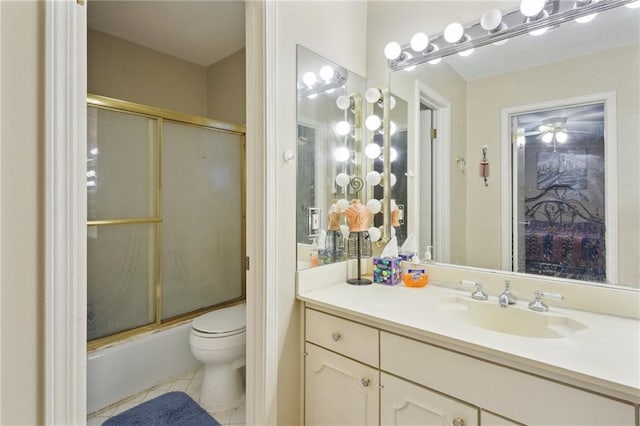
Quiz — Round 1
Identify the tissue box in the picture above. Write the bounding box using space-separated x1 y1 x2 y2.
373 256 402 285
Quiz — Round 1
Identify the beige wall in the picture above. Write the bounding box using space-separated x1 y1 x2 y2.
207 49 246 125
89 30 209 116
0 1 44 424
276 2 368 424
466 46 639 285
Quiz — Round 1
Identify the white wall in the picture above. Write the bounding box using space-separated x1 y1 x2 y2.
0 1 44 424
275 2 367 423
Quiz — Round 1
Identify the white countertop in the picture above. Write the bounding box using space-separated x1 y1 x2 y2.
297 277 640 403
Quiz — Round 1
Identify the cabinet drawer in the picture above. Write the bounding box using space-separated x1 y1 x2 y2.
306 308 379 367
381 332 635 425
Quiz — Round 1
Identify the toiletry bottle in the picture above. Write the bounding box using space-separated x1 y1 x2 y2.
309 239 319 267
403 254 428 287
424 245 433 262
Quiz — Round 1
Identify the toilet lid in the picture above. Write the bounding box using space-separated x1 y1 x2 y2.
192 304 246 335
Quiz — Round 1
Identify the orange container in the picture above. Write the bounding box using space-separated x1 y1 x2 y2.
403 268 428 288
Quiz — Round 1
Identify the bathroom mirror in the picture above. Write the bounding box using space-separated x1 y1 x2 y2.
296 45 368 269
388 2 639 288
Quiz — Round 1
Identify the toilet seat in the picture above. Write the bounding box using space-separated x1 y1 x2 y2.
192 304 246 337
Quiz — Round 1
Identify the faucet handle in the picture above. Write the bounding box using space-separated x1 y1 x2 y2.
528 290 564 312
502 280 516 304
460 280 488 301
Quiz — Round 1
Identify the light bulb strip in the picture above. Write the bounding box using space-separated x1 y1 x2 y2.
297 67 348 98
388 0 635 71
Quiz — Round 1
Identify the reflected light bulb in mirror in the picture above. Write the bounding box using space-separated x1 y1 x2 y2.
390 173 397 186
390 121 397 135
555 131 568 143
337 199 350 212
520 0 546 17
368 227 381 242
367 199 382 214
302 72 316 88
365 88 381 104
481 9 503 31
530 27 548 36
365 143 382 159
410 32 429 52
319 65 334 82
335 120 351 136
366 171 382 186
366 115 382 131
334 147 350 162
402 52 416 72
575 13 597 23
90 148 99 156
626 1 640 8
389 96 397 110
335 173 350 188
458 48 474 57
307 93 318 99
336 95 351 110
384 41 402 60
390 148 398 162
444 22 464 43
542 132 554 143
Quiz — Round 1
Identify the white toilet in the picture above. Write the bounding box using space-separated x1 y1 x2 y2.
189 303 246 412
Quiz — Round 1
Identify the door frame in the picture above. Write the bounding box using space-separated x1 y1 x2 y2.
44 1 276 424
500 91 618 284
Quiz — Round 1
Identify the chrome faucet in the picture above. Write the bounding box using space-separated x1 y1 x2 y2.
498 280 517 308
460 280 488 301
528 290 564 312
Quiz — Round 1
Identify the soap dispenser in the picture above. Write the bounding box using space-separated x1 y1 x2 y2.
403 254 428 288
309 238 319 267
424 245 433 262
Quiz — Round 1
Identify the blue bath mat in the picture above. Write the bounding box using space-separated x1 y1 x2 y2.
102 391 220 426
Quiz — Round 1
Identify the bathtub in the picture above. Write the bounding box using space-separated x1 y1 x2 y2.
87 321 201 414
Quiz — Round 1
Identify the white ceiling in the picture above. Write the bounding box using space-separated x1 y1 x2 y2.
87 0 246 67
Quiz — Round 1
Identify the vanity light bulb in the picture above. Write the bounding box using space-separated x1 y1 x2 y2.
410 32 430 52
481 9 503 31
403 52 416 72
390 148 398 163
389 96 397 110
87 170 96 178
366 115 382 131
335 173 351 188
390 173 397 186
335 120 351 136
366 171 382 186
427 44 442 65
307 93 318 99
390 121 397 136
365 88 382 104
368 226 382 242
443 22 464 43
458 48 474 57
365 143 382 159
336 95 351 110
555 131 568 143
319 65 334 82
302 72 316 88
626 1 640 8
337 199 350 212
325 88 335 94
520 0 546 17
542 132 554 143
367 199 382 214
334 147 351 162
575 13 597 23
90 148 99 156
530 27 548 36
384 41 402 60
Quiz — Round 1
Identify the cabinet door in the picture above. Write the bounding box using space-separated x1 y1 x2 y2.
481 411 522 426
305 343 379 426
381 373 478 426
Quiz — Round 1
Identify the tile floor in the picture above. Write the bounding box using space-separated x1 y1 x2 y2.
87 367 245 426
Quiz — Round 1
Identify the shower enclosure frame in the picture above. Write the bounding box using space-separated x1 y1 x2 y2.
86 94 247 351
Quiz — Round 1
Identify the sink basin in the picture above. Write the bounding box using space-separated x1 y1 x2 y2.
440 296 587 339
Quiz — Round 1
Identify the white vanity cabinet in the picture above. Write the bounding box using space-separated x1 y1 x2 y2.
304 308 380 426
304 305 637 426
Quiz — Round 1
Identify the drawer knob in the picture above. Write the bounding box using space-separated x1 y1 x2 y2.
452 417 464 426
360 378 370 387
331 332 342 342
